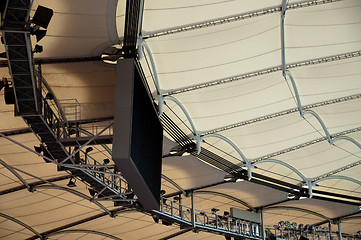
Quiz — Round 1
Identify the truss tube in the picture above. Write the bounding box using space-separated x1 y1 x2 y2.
304 110 332 144
253 159 308 184
0 213 42 238
60 122 113 164
0 159 31 191
142 40 164 115
45 229 122 240
332 136 361 149
164 96 202 154
285 70 304 116
281 0 288 76
161 174 186 196
0 133 55 164
201 133 253 180
313 175 361 186
33 185 112 216
193 190 255 211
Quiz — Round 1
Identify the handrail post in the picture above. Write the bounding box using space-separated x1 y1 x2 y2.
191 191 196 229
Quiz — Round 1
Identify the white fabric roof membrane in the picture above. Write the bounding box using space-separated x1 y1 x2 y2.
1 0 361 239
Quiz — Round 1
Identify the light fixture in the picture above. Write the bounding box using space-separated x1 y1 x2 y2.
161 219 172 226
31 28 47 42
292 222 297 228
223 211 230 216
88 188 96 197
152 215 159 223
44 92 54 100
298 224 304 230
278 221 285 227
33 44 43 53
285 221 291 227
67 178 77 187
34 145 43 153
4 81 15 105
103 158 110 165
32 5 54 29
211 208 219 214
160 190 166 195
85 147 93 153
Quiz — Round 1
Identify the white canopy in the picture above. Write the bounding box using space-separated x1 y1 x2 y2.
1 0 361 239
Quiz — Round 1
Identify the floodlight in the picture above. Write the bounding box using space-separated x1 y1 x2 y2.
292 222 297 228
34 145 43 153
211 208 219 213
31 28 47 42
152 215 159 223
88 188 96 197
45 92 54 100
4 83 15 104
32 5 53 29
67 178 77 187
298 224 304 230
85 147 93 153
160 190 166 195
278 221 285 227
285 221 291 227
103 158 110 165
224 211 230 216
161 219 172 226
33 44 43 53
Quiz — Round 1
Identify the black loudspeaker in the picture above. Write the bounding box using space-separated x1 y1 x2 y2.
32 5 53 29
4 87 15 104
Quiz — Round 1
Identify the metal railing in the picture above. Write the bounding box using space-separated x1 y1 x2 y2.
159 197 262 239
265 225 361 240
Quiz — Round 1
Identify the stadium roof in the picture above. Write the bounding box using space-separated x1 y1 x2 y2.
1 0 361 239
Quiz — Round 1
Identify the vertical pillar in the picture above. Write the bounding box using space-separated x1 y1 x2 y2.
329 221 332 240
261 208 266 240
337 221 342 240
191 191 195 229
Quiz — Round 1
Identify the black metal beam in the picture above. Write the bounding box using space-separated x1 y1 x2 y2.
0 175 71 196
0 56 103 67
26 207 127 240
123 0 143 57
0 128 32 136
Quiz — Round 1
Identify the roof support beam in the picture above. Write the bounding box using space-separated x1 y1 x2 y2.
46 230 122 240
0 213 42 239
0 175 71 196
193 190 255 211
25 207 129 240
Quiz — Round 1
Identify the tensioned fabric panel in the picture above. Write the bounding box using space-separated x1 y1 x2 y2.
41 62 116 119
171 71 295 133
285 0 361 64
162 155 226 190
290 58 361 106
32 0 118 58
144 13 281 91
142 0 281 34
